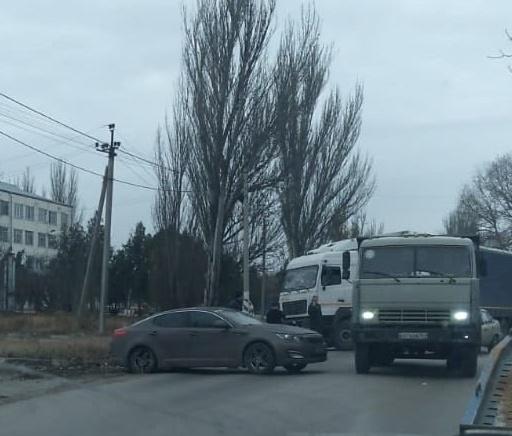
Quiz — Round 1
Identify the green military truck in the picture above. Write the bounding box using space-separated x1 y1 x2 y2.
347 234 482 377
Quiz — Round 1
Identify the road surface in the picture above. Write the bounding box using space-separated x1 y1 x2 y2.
0 351 485 436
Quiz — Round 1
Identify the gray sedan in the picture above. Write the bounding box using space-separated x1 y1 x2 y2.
111 307 327 374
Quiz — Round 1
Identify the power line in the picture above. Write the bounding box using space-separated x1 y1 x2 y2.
117 148 180 174
0 129 191 193
0 92 103 143
0 114 97 156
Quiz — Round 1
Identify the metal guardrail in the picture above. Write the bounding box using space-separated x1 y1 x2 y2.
460 335 512 435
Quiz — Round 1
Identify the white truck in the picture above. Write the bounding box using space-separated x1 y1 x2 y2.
279 239 358 350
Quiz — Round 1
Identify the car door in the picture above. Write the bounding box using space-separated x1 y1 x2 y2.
146 311 194 366
188 311 245 366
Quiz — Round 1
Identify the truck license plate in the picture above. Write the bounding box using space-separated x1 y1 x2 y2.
399 332 428 340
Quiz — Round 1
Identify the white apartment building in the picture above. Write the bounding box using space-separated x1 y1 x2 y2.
0 181 72 268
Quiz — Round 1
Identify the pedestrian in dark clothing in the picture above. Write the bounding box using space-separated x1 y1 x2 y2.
308 295 323 333
266 303 285 324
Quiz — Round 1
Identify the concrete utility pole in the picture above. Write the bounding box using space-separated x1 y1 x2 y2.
76 166 108 321
243 169 250 312
97 124 120 334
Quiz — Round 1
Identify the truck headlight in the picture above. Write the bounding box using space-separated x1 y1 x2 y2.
361 310 377 321
275 333 301 343
452 310 469 321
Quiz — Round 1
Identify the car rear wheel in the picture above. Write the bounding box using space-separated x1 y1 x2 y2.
128 346 157 374
244 342 276 375
284 363 307 373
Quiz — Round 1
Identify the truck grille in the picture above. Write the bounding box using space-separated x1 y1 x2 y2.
282 299 307 316
378 309 451 324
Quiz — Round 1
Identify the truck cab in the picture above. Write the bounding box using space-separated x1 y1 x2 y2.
279 239 358 349
350 235 481 377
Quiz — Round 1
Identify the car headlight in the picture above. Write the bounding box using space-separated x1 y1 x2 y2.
452 310 469 322
275 333 301 343
361 310 377 321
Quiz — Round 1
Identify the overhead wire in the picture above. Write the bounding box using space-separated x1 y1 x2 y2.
0 129 191 193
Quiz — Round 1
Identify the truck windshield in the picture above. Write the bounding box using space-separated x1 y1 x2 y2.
361 245 472 279
282 266 318 292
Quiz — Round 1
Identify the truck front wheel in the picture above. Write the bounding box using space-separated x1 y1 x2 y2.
332 320 353 351
355 343 371 374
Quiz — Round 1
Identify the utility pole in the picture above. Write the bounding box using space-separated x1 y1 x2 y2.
260 214 267 319
97 124 120 334
76 166 108 321
243 168 250 312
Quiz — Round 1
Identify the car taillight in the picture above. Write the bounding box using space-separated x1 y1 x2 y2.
113 328 128 337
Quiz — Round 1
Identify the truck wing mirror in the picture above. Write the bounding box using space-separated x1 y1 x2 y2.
342 251 351 280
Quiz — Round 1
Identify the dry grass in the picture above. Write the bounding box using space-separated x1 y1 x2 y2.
0 313 133 336
0 336 111 361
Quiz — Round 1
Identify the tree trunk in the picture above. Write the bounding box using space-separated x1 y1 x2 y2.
206 188 226 306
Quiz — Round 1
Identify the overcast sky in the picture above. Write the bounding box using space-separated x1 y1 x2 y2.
1 0 512 246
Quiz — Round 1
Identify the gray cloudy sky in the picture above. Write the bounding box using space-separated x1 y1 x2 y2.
1 0 512 245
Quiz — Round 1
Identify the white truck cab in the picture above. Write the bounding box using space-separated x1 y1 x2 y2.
279 239 358 349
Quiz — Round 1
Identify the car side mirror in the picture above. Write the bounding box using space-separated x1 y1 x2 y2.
342 251 351 280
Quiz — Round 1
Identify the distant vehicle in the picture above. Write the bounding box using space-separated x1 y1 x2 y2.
478 247 512 334
111 307 327 375
279 239 358 350
480 308 501 352
350 234 482 377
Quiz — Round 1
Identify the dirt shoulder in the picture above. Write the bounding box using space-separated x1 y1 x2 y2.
0 334 128 405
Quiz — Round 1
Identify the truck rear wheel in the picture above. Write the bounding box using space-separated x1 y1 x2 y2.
332 320 353 351
355 343 371 374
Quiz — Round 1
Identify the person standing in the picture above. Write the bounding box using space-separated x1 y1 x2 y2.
266 302 285 324
308 295 323 333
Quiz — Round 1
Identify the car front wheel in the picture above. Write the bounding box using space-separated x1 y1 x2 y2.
244 342 276 375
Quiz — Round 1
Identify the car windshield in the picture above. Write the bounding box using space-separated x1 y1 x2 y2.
218 310 262 326
282 266 318 292
361 245 472 279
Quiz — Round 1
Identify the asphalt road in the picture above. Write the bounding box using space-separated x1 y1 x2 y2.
0 351 486 436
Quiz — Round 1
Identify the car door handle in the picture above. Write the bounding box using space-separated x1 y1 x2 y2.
148 331 158 336
189 332 199 337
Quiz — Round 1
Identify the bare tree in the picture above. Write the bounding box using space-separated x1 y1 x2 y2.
181 0 276 305
18 167 35 194
457 153 512 248
153 96 190 307
50 162 79 221
273 9 374 258
443 198 479 237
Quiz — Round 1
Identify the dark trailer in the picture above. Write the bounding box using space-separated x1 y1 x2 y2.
479 247 512 333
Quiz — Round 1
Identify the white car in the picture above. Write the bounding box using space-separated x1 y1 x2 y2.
480 309 501 352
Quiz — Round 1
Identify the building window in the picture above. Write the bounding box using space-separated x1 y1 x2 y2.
14 203 24 219
38 208 48 223
25 206 34 221
25 231 34 246
38 233 46 248
13 229 23 244
61 212 69 227
0 226 8 242
48 211 57 226
0 200 8 216
48 234 57 249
